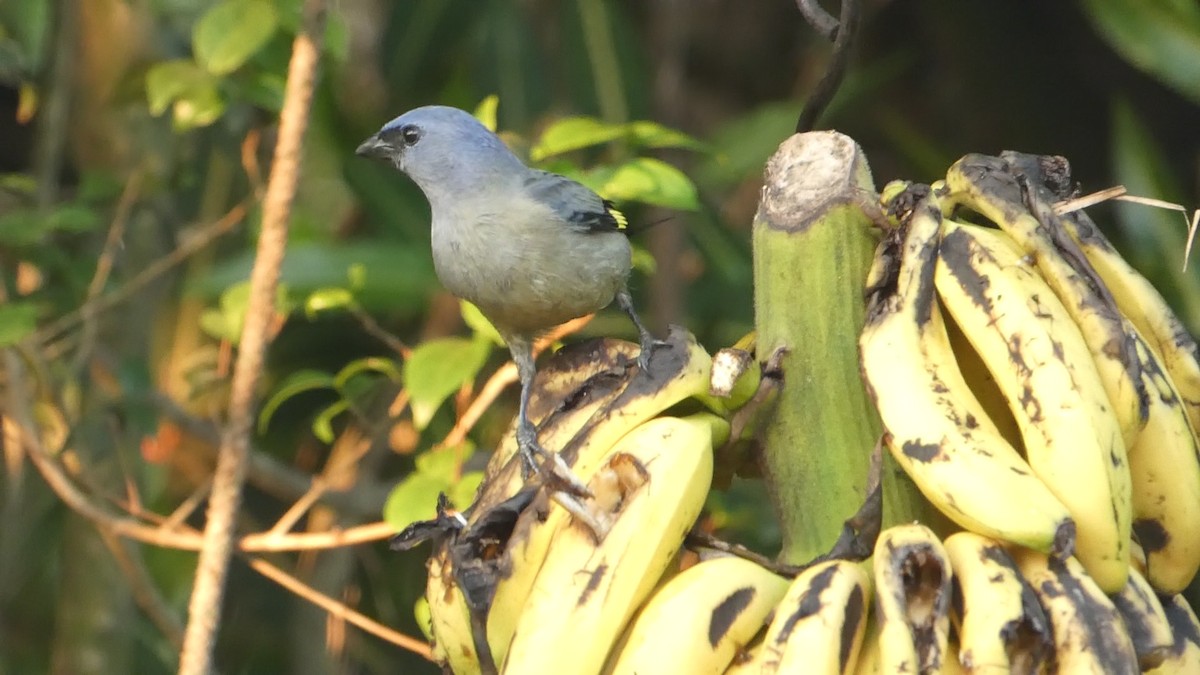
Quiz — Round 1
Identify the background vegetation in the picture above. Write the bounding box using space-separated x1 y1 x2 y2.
1 0 1198 672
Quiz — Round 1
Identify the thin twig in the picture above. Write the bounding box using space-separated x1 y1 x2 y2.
178 2 327 671
795 0 839 41
37 199 251 350
246 557 433 660
70 170 144 377
350 306 411 358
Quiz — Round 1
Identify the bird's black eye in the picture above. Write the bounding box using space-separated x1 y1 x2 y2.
400 125 421 146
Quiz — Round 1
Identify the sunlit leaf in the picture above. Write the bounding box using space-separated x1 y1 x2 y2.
413 597 434 641
304 287 356 317
258 369 335 434
193 0 280 75
415 444 469 482
334 356 402 391
404 336 493 429
474 95 500 132
530 116 628 162
312 399 349 443
627 120 706 152
447 469 484 510
0 302 38 347
596 158 700 210
171 79 225 130
460 301 505 347
383 471 448 529
145 59 209 115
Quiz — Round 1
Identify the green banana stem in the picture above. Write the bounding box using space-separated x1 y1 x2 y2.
752 132 931 564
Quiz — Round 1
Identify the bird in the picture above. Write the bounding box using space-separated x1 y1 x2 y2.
356 105 662 496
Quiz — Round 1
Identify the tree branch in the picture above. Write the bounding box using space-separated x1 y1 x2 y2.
178 1 328 672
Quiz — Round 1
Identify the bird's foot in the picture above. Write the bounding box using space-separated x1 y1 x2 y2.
636 333 671 374
516 420 592 499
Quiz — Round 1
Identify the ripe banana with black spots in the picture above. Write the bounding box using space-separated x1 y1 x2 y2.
944 156 1149 449
1059 199 1200 438
736 559 870 675
485 333 714 663
1011 549 1139 674
1147 593 1200 674
500 413 719 674
1111 566 1174 670
934 218 1131 591
859 199 1075 553
872 523 952 675
606 555 789 675
1123 325 1200 594
941 531 1051 675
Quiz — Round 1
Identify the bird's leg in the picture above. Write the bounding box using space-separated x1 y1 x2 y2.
616 288 669 373
508 337 592 499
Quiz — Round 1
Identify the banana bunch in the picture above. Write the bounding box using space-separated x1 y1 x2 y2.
404 149 1200 675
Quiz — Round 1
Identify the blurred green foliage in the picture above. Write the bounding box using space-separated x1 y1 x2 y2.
0 1 1198 673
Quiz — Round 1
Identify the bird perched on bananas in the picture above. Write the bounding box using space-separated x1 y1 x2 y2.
356 105 661 496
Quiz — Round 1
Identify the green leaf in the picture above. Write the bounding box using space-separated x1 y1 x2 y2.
595 158 700 210
460 301 505 347
258 369 335 434
383 471 449 530
334 356 401 391
415 444 469 482
404 336 493 430
304 287 356 318
0 302 38 347
530 116 628 162
447 470 484 511
627 120 706 152
1082 0 1200 105
312 399 349 443
0 205 101 245
474 95 500 132
145 59 209 115
170 76 225 131
193 0 280 75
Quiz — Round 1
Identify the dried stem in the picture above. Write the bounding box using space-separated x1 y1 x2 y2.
178 1 328 672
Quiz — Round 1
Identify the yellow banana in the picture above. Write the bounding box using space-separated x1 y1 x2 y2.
1124 324 1200 594
934 218 1130 591
1060 206 1200 439
743 560 871 675
607 555 789 675
941 531 1051 675
723 640 767 675
872 523 952 674
485 333 714 663
1146 594 1200 674
500 413 718 674
425 545 481 674
945 155 1148 449
1011 549 1139 674
858 200 1074 553
1111 566 1174 670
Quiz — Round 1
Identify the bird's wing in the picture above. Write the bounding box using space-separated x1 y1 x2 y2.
523 170 627 234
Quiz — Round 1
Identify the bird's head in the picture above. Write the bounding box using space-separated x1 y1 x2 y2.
355 106 523 196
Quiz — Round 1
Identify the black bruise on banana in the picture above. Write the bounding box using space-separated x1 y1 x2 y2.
1112 577 1171 669
841 584 867 672
708 586 757 648
1163 595 1200 657
1038 559 1140 674
979 544 1054 667
953 154 1148 422
879 538 953 673
1132 517 1170 554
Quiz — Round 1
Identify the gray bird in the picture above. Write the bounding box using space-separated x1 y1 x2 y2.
356 105 660 492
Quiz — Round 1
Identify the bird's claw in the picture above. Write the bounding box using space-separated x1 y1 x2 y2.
516 420 592 499
636 335 671 374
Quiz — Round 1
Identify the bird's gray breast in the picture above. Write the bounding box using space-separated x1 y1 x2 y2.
430 203 631 334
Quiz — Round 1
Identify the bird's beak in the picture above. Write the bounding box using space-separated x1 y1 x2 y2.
355 134 390 160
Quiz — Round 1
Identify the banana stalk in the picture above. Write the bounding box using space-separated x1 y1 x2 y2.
753 131 930 563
